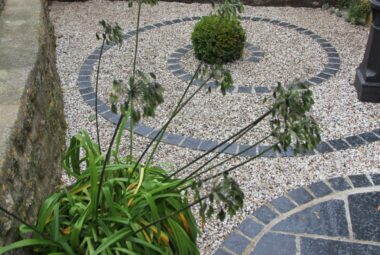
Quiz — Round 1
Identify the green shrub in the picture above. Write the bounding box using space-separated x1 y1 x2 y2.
348 0 370 24
191 15 246 65
336 0 351 8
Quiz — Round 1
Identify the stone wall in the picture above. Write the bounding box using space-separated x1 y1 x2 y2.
0 0 4 14
0 0 66 252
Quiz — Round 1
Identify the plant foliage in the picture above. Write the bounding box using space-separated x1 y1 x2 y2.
0 132 199 255
191 15 246 65
348 0 371 25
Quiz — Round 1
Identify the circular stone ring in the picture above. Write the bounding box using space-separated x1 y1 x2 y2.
77 16 380 157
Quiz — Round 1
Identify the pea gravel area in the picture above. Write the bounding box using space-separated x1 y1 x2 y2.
50 1 380 254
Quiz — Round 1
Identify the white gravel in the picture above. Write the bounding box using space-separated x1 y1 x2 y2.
50 1 380 254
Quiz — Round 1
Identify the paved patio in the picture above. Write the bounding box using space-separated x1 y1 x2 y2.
216 173 380 254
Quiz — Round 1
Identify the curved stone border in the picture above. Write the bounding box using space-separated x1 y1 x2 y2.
166 16 341 94
215 173 380 255
167 42 268 93
77 16 380 157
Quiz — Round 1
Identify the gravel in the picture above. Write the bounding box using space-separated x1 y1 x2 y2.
50 1 380 254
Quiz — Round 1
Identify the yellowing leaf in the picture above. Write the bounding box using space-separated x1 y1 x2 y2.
61 227 71 235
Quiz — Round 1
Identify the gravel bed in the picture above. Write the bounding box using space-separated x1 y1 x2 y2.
50 1 380 254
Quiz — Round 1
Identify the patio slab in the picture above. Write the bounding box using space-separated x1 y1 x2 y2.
215 174 380 255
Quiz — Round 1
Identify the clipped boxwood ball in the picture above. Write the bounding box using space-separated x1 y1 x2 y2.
191 15 246 64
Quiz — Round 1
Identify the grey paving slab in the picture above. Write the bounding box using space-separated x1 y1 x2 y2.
349 174 372 188
360 132 380 142
301 237 380 255
288 187 314 205
328 177 352 191
348 192 380 242
215 174 380 255
252 205 278 224
272 200 349 237
222 232 250 254
270 196 297 213
316 142 334 153
250 232 296 255
214 249 233 255
216 173 380 255
308 181 332 198
238 218 264 238
370 174 380 185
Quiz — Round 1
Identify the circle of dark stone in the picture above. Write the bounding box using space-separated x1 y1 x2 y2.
168 42 268 94
215 173 380 255
167 16 341 95
77 16 380 157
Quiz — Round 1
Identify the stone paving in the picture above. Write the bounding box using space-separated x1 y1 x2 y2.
215 173 380 255
76 15 380 158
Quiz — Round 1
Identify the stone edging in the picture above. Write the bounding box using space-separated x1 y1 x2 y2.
166 16 341 95
77 16 380 157
215 173 380 255
167 42 268 94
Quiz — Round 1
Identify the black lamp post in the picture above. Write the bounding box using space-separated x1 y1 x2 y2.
354 0 380 103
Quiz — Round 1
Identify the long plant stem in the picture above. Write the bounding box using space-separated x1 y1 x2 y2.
131 144 278 237
177 135 270 193
129 1 142 159
95 115 123 220
95 38 106 153
0 207 43 237
200 143 279 183
144 77 210 165
132 2 142 80
128 73 211 181
166 109 272 181
129 100 134 157
0 206 74 254
144 63 203 166
177 121 271 187
188 134 271 182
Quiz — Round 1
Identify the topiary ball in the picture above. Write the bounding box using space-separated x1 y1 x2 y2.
191 15 246 65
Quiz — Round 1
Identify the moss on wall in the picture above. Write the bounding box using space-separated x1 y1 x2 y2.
0 0 66 252
0 0 4 14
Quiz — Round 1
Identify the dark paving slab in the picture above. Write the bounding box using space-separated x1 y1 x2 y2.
250 232 296 255
349 192 380 242
370 174 380 185
301 237 380 255
308 181 332 198
216 174 380 255
214 249 233 255
272 200 349 237
349 174 372 188
328 177 352 191
252 205 278 224
288 187 314 205
222 232 250 254
270 196 297 213
238 218 264 238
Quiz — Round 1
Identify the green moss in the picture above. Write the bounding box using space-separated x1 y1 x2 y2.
0 0 4 15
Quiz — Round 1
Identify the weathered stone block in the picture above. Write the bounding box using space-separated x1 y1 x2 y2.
0 0 66 253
